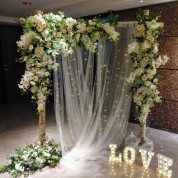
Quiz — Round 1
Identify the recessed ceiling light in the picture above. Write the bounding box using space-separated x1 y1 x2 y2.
23 2 32 6
140 0 144 2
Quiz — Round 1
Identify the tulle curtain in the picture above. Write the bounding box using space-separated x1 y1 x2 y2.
54 24 136 177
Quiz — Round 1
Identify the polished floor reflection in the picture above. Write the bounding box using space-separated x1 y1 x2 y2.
0 101 178 178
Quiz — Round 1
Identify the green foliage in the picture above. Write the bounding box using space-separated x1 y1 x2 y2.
127 9 169 124
0 140 62 178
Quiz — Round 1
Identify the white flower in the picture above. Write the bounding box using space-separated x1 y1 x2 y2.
147 73 154 79
75 33 81 42
35 46 44 58
33 76 39 81
57 32 62 38
137 24 145 32
36 157 44 164
37 103 44 112
43 151 51 158
87 26 93 33
36 25 44 32
53 62 60 71
141 41 151 51
146 35 154 43
77 22 86 33
17 32 35 49
133 93 143 103
45 71 50 76
146 20 163 30
142 74 147 81
140 60 148 67
162 55 169 65
137 101 142 106
22 154 29 161
15 164 24 172
153 78 158 83
38 93 46 101
153 44 158 53
30 81 36 86
128 68 144 83
88 20 96 26
29 44 34 52
66 18 77 27
46 42 51 48
144 81 152 87
128 42 140 54
32 152 38 157
31 86 38 93
155 96 161 103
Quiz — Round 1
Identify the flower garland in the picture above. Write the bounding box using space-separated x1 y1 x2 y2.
127 10 169 125
17 12 119 112
0 140 61 178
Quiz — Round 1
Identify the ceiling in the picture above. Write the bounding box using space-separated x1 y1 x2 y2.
0 0 176 18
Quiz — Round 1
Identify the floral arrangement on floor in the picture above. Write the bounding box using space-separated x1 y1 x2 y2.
0 140 62 178
17 11 119 113
127 10 169 129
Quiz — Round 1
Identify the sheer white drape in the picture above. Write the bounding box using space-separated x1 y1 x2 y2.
54 25 136 177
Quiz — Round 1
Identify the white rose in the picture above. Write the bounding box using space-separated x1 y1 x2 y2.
141 41 151 51
36 25 43 32
142 75 147 81
37 63 42 67
28 44 33 52
30 81 36 86
45 71 50 76
137 24 145 32
32 152 38 157
33 76 39 81
89 20 96 26
46 42 51 48
35 46 44 58
153 78 158 83
22 154 29 161
57 32 62 38
140 60 148 67
147 30 152 35
147 73 154 79
137 88 142 93
31 86 38 93
87 27 93 33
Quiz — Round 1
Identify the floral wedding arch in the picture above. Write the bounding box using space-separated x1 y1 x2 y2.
17 10 169 146
17 11 120 144
0 9 170 178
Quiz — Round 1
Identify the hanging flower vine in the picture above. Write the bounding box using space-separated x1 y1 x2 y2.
17 12 119 112
127 10 169 125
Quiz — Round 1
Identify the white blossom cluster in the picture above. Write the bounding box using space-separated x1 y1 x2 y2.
17 12 119 112
0 140 61 177
127 11 169 124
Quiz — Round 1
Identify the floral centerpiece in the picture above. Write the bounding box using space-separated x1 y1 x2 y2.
127 9 169 144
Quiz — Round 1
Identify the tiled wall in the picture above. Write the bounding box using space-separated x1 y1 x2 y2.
117 1 178 133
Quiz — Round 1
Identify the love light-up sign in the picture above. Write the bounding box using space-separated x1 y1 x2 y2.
109 144 173 178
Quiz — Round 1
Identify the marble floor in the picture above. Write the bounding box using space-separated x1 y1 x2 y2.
0 101 178 178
